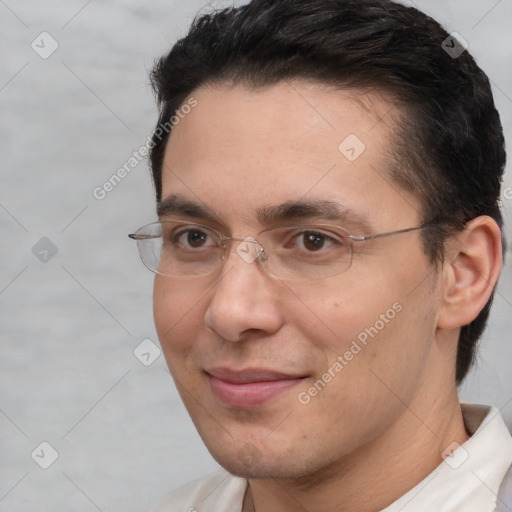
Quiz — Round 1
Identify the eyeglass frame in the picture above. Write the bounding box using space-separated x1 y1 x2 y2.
128 219 440 280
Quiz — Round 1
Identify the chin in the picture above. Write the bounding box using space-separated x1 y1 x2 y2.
206 441 318 480
217 458 301 480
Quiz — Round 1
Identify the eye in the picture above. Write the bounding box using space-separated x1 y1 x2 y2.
169 226 218 250
182 229 208 248
300 232 328 251
286 229 344 253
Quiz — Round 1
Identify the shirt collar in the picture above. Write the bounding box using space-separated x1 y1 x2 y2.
380 403 512 512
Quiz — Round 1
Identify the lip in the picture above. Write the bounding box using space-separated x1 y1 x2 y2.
205 367 307 407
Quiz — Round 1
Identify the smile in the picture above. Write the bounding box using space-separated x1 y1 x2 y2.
205 367 307 407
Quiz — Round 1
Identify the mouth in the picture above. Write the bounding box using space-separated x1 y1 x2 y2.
205 367 308 408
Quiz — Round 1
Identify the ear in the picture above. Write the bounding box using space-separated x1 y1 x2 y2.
437 216 502 330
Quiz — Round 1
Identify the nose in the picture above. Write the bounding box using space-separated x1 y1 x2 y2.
203 240 284 342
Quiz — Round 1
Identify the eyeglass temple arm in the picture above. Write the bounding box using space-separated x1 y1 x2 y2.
349 224 433 243
128 233 160 240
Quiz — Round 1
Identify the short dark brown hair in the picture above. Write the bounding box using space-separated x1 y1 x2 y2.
148 0 506 384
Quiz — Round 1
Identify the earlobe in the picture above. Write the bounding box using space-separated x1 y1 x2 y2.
437 216 502 330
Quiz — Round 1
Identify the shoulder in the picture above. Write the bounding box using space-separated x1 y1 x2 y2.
151 470 247 512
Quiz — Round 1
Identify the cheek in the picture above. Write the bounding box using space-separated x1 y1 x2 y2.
153 276 175 340
283 278 397 351
286 258 435 368
153 276 206 362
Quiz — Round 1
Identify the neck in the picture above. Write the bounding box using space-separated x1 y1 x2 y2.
244 386 468 512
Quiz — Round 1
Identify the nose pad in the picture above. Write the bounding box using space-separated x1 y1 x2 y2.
251 241 267 264
258 245 268 262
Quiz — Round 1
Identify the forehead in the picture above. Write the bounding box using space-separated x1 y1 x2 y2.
161 80 420 228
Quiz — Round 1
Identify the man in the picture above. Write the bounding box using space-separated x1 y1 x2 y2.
129 1 512 510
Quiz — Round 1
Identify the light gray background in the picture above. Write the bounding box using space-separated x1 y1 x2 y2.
1 1 511 511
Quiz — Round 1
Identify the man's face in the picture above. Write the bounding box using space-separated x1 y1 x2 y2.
153 81 441 479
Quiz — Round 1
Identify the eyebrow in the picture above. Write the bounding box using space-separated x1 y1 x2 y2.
157 194 373 233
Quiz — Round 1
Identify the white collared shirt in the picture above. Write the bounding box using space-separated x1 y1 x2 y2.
152 403 512 512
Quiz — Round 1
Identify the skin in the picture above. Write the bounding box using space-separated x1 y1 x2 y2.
152 80 502 512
